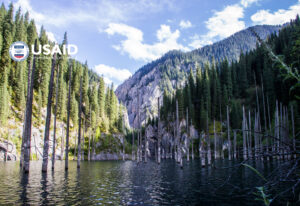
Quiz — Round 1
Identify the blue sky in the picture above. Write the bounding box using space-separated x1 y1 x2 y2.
4 0 300 86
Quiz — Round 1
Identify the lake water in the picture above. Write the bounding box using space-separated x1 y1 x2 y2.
0 159 296 205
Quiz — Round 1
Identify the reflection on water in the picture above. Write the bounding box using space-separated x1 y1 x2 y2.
0 160 292 205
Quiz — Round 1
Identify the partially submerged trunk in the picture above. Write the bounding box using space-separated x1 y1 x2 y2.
52 65 60 170
77 77 83 168
65 65 72 170
42 54 57 173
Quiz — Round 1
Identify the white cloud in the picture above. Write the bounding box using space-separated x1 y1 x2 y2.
13 0 176 30
179 20 192 29
105 23 189 62
240 0 260 8
251 0 300 25
94 64 132 85
189 4 245 49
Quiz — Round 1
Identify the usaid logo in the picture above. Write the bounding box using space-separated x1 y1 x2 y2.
9 41 29 62
9 41 78 61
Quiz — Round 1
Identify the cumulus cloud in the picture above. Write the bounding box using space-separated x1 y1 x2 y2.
94 64 132 85
189 4 245 49
179 20 192 29
105 23 189 62
251 0 300 25
240 0 260 8
13 0 176 30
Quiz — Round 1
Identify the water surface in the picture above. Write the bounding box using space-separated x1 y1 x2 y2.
0 159 295 205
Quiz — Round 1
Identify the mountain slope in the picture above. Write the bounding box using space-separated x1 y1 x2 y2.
116 25 282 127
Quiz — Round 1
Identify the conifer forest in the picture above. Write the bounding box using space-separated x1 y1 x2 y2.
0 1 299 205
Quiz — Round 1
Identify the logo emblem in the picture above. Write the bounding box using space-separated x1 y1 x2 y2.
9 41 29 62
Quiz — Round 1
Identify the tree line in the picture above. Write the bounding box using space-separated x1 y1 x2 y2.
0 3 126 172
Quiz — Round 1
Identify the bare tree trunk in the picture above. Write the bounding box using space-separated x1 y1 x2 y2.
74 133 77 160
22 50 37 172
227 106 231 160
77 77 83 168
207 113 211 165
20 58 32 167
291 105 296 159
137 90 140 162
82 120 85 161
234 130 237 159
186 108 190 161
132 130 135 160
65 65 72 170
61 124 64 160
248 110 252 158
280 102 283 159
242 106 247 160
191 120 194 160
261 77 269 160
42 54 57 173
158 97 161 164
88 129 91 161
52 65 60 170
214 120 217 159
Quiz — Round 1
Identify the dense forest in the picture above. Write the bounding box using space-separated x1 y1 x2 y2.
130 16 300 165
158 16 299 134
0 3 127 165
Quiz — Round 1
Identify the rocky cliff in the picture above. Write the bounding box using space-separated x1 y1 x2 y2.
116 25 282 127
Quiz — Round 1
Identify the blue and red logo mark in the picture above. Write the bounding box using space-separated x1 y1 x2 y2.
9 41 29 62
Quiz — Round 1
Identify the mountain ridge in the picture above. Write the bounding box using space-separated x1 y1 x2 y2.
116 24 283 127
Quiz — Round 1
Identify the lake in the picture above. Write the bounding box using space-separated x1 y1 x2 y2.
0 159 296 205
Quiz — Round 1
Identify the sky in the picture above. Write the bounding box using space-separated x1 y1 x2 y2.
4 0 300 87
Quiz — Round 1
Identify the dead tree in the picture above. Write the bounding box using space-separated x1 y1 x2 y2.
248 110 252 158
22 49 36 172
158 97 161 164
52 65 60 170
132 129 135 161
20 54 33 167
191 120 194 160
42 54 57 173
214 120 217 159
186 108 190 161
233 130 237 159
77 77 83 168
65 65 72 170
207 113 211 165
242 106 247 160
227 106 231 160
291 105 296 159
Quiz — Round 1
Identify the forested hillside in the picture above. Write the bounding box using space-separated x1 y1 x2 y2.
116 24 282 128
159 16 299 132
0 3 127 159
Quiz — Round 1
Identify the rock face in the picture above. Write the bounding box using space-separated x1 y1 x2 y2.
116 25 282 127
0 138 17 161
91 152 130 160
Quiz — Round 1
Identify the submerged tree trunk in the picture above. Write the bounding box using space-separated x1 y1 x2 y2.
42 54 57 173
20 59 32 167
52 65 60 170
186 108 190 161
214 120 217 159
207 113 211 165
233 130 237 159
157 97 161 164
132 130 135 160
191 120 194 160
22 57 35 172
227 106 231 160
242 106 247 160
65 65 72 170
291 105 296 159
77 77 83 168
